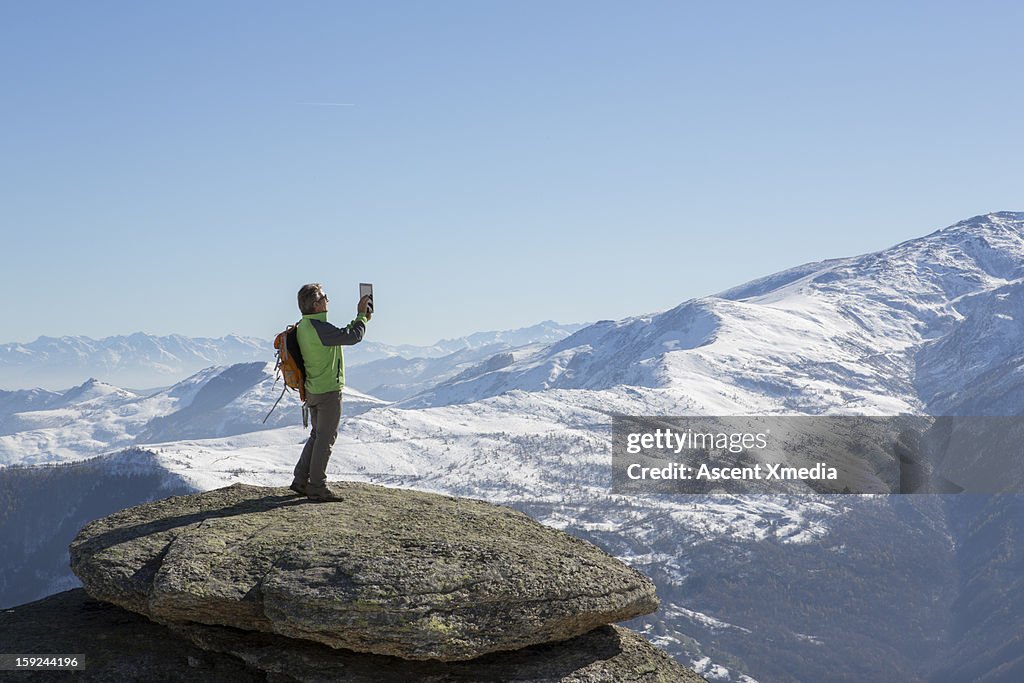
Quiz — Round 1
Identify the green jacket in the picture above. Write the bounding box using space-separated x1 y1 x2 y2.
296 311 369 394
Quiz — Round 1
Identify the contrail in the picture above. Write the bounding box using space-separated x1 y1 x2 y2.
302 102 356 106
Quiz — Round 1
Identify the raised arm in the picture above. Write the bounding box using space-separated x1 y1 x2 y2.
310 315 367 346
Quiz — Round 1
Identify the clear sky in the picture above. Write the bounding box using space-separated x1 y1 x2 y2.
2 1 1022 346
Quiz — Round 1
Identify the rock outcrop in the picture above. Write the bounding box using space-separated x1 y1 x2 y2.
50 482 704 680
70 483 659 661
2 589 705 682
1 589 258 682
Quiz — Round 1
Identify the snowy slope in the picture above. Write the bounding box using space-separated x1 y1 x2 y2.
347 343 547 401
0 388 63 427
0 363 388 466
123 393 843 541
343 320 588 365
406 212 1024 416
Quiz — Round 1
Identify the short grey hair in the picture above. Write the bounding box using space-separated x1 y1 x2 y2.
297 283 326 315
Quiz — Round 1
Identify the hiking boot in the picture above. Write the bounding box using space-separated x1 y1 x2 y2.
289 481 308 496
306 486 343 502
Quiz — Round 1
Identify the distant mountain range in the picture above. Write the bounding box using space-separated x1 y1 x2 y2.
2 213 1023 682
0 333 268 391
0 321 586 391
0 364 388 467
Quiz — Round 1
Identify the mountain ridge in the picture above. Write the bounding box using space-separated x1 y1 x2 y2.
404 211 1024 416
0 321 586 391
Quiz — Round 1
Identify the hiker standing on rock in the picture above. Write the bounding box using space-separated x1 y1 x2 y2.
290 283 372 501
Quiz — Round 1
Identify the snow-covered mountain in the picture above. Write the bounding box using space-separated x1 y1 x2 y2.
3 213 1023 682
0 321 585 392
0 387 63 421
343 320 588 365
406 211 1024 417
0 333 270 391
346 343 544 401
0 363 387 466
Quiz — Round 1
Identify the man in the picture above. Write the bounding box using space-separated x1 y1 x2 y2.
290 283 372 501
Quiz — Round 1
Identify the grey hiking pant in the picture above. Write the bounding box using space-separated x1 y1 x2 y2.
293 390 342 491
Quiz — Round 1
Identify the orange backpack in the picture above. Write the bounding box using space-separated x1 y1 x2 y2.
263 323 309 426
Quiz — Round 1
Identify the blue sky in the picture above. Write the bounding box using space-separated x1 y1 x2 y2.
2 1 1022 346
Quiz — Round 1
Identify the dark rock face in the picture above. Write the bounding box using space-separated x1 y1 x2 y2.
174 614 703 682
70 483 659 661
2 589 702 682
0 589 258 682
